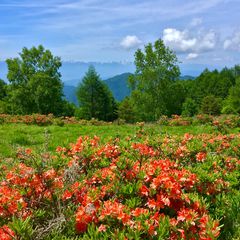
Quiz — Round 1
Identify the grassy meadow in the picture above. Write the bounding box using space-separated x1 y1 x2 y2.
0 123 219 158
0 118 239 239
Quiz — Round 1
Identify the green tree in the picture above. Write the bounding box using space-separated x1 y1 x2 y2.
76 66 117 121
165 81 185 115
6 45 64 115
182 98 198 117
189 68 235 106
61 100 76 117
0 79 9 113
129 39 180 121
118 97 136 123
222 77 240 113
201 95 222 115
232 65 240 78
0 79 7 100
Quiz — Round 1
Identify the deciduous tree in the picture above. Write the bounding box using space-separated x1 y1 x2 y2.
129 39 180 121
6 45 64 115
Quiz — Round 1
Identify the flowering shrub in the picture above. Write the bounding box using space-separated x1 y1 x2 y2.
0 114 112 126
156 114 240 129
0 129 239 239
0 114 54 126
1 114 240 130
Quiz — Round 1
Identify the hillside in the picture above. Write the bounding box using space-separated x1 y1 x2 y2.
104 73 132 101
179 75 195 80
63 85 78 105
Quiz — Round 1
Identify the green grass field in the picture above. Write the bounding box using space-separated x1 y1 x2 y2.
0 123 219 158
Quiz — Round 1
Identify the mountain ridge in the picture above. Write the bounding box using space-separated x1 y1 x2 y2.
63 73 195 105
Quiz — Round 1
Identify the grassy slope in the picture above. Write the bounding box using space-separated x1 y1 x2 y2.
0 123 221 158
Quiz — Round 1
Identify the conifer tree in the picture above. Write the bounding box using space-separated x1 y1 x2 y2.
76 66 117 121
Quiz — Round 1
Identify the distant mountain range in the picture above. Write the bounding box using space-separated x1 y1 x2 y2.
1 60 224 83
63 73 195 105
54 61 136 85
103 73 132 101
179 75 195 80
63 85 78 105
63 72 132 105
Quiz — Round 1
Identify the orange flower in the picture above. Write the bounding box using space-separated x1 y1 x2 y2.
196 152 207 162
0 225 15 240
25 148 32 155
139 185 149 196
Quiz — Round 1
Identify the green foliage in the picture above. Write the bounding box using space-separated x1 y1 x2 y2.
182 98 198 117
0 79 7 100
222 77 240 113
118 97 136 123
6 45 64 115
9 217 34 239
178 67 238 116
189 68 235 105
201 95 222 115
0 80 8 114
165 81 185 115
221 105 237 114
61 100 76 117
0 100 7 114
76 66 117 121
129 39 180 121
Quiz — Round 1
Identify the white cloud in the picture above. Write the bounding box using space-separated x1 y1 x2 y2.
163 28 197 52
223 31 240 51
190 18 202 27
200 31 216 50
186 53 199 59
120 35 142 50
163 28 217 53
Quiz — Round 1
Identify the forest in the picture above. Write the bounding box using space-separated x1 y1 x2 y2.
0 40 240 122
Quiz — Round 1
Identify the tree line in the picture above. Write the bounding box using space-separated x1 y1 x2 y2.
0 42 240 122
118 39 240 122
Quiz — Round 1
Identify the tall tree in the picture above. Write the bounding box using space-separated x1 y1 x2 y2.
6 45 64 115
76 66 117 121
129 39 180 121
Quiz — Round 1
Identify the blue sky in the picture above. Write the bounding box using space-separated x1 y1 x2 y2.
0 0 240 69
